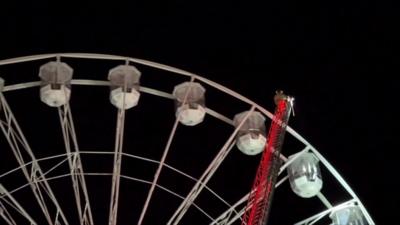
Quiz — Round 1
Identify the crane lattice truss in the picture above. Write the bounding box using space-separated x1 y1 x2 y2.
241 94 292 225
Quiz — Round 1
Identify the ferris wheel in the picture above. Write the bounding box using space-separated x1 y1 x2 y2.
0 53 374 225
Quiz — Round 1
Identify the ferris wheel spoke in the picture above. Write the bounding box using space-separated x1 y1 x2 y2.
58 104 94 225
0 93 70 225
0 184 37 225
108 82 128 225
137 76 196 225
167 106 256 225
136 115 180 225
210 193 250 225
108 108 125 225
316 192 333 209
224 208 246 225
0 201 17 225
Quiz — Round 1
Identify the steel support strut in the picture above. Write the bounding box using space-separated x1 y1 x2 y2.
108 78 129 225
0 183 37 225
58 104 94 225
0 93 70 225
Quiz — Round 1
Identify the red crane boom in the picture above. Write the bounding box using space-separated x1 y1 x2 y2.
241 92 293 225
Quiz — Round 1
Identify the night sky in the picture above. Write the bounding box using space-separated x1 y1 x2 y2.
0 1 396 225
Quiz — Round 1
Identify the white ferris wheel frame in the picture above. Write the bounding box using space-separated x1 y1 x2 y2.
0 53 375 225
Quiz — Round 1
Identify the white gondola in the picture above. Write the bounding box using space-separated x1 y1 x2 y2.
288 152 323 198
39 61 73 107
108 65 141 110
173 82 206 126
233 111 267 155
330 205 365 225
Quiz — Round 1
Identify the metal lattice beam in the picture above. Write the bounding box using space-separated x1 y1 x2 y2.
108 79 128 225
0 184 37 225
0 201 17 225
58 104 94 225
0 93 69 225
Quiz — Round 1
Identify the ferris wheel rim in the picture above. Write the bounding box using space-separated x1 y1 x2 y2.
0 152 236 222
0 151 234 210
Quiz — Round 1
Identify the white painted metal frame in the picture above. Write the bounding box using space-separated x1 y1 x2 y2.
0 152 232 222
108 77 128 225
0 184 37 225
0 92 69 225
0 53 375 225
58 104 94 225
0 200 16 225
137 76 196 225
0 151 231 212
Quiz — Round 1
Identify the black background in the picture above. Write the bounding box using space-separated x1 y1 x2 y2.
0 1 396 224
